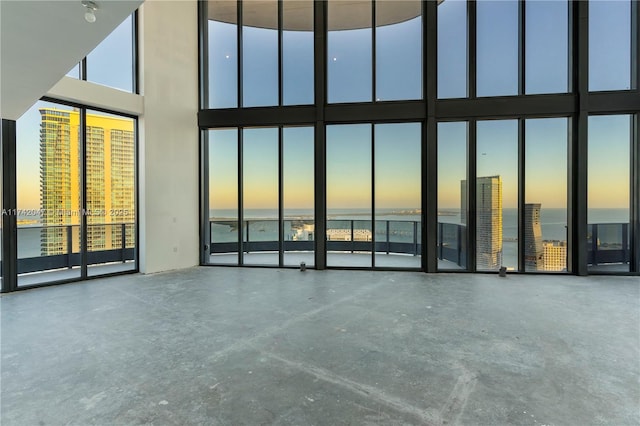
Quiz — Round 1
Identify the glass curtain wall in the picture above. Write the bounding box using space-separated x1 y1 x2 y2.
476 120 518 271
437 122 468 270
524 118 568 273
438 0 467 99
283 0 314 105
374 123 421 268
208 129 239 264
16 101 82 286
326 123 421 269
66 14 136 92
588 115 632 272
208 0 314 108
327 1 372 103
15 101 137 287
207 126 315 267
86 15 135 92
85 110 137 276
283 127 315 267
589 0 632 91
242 1 278 107
243 128 279 265
326 124 372 267
375 1 422 101
201 0 639 275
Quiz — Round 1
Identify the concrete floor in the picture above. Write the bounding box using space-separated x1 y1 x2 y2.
1 268 638 425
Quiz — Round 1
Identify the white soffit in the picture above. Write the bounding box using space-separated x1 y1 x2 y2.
0 0 143 120
208 0 436 31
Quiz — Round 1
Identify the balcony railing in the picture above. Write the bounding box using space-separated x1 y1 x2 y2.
587 223 631 267
209 219 423 256
4 223 136 275
208 220 632 269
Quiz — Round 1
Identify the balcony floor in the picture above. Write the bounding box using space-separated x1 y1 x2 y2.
210 251 424 268
17 261 136 287
1 268 638 425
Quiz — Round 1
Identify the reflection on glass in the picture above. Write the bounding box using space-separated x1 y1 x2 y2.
209 1 238 108
374 123 421 268
243 128 279 265
476 120 518 271
283 0 314 105
327 124 372 267
477 0 518 97
328 1 372 103
375 1 422 101
588 115 631 272
438 122 468 270
589 0 632 91
283 127 315 267
86 110 136 277
243 0 278 107
86 15 133 92
16 101 82 285
438 0 467 99
209 129 239 264
525 0 568 94
525 118 568 272
66 63 80 79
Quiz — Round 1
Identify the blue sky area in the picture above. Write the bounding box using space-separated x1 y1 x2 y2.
12 1 635 216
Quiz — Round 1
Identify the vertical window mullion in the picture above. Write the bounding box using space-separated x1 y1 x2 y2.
237 0 243 108
468 0 477 99
1 119 18 292
80 108 88 279
425 0 437 272
519 0 526 95
371 123 376 268
372 1 377 103
518 118 525 272
468 119 477 271
278 0 283 106
238 128 244 265
132 10 139 95
278 126 284 267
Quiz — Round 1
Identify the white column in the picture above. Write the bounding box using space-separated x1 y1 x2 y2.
138 0 199 273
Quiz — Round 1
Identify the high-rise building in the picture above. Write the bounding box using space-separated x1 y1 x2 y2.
39 108 135 256
524 203 544 270
543 241 567 272
461 175 502 269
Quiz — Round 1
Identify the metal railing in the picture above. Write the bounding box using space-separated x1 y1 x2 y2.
587 223 630 266
210 219 422 256
209 220 632 268
9 223 135 275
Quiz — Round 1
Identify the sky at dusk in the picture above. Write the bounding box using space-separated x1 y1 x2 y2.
9 1 636 222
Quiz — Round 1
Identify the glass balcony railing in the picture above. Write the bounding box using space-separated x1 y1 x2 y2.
207 220 632 270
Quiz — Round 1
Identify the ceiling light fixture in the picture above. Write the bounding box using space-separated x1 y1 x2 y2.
82 0 98 23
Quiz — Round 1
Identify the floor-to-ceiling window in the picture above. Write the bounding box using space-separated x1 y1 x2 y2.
588 115 632 272
200 0 639 275
206 126 316 267
12 101 137 288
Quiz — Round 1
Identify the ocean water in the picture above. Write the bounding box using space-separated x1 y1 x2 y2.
209 208 630 269
10 208 629 262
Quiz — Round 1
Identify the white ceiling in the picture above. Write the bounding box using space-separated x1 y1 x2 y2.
0 0 143 120
209 0 427 31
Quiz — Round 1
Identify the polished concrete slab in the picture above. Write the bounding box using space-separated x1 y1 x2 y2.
1 267 638 425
